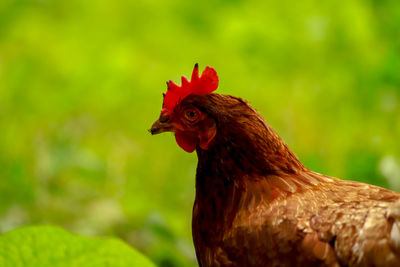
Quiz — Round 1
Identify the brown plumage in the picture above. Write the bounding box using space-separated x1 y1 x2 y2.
150 66 400 267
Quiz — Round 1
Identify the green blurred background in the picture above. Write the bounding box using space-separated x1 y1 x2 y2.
0 0 399 266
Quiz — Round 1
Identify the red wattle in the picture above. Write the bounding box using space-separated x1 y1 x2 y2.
175 131 198 153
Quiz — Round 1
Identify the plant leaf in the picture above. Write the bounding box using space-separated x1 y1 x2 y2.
0 225 155 267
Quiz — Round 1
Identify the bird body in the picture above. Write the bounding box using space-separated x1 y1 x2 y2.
193 168 400 266
151 65 400 266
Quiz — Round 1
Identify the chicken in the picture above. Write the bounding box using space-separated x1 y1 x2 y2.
150 64 400 267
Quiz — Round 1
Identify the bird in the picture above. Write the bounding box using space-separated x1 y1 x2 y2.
150 64 400 267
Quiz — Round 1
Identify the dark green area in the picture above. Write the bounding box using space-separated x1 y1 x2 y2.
0 0 399 266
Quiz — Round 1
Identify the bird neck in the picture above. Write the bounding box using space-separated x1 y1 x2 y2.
192 114 335 235
196 115 306 181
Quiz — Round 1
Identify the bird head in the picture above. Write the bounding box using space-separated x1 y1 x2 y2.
150 64 219 153
150 64 305 174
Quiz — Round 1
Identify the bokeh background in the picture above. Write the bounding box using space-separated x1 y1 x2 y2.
1 0 400 266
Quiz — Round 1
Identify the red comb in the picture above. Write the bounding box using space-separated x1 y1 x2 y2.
162 64 219 112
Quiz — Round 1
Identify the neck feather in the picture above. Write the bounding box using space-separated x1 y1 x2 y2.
196 105 306 181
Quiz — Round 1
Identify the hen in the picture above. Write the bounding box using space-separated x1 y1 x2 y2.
150 64 400 267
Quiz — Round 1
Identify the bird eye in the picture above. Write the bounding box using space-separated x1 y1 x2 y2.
184 108 199 122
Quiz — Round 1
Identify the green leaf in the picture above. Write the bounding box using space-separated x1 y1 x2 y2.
0 225 155 267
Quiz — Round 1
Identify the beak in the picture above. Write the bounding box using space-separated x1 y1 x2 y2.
149 116 174 135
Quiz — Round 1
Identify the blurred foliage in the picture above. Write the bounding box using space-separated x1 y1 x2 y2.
0 0 399 266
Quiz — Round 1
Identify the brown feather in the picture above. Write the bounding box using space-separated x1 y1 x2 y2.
166 94 400 266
